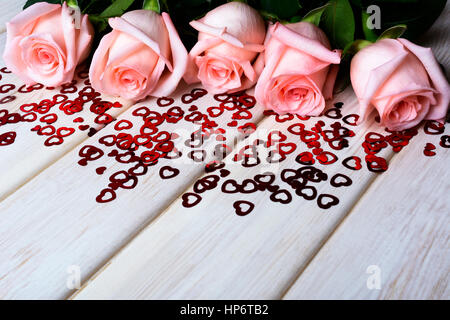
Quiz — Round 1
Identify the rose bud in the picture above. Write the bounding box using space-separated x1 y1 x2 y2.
184 2 266 94
89 10 188 101
3 2 93 87
351 38 449 131
255 22 341 116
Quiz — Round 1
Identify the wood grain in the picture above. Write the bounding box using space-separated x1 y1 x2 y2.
0 8 133 201
282 4 450 300
72 87 397 299
0 33 33 106
72 6 450 299
0 83 264 299
0 75 132 200
0 0 448 300
283 125 450 299
0 1 25 34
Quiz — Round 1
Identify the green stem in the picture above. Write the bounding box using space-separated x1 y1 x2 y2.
342 39 372 60
143 0 160 13
66 0 79 9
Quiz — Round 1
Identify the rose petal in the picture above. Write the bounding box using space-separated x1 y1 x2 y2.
3 3 62 85
229 51 265 93
322 64 339 100
190 20 244 48
255 39 286 105
184 37 223 84
89 31 118 95
192 2 265 49
271 22 341 65
76 14 94 63
6 2 60 38
108 14 172 71
20 33 67 86
151 12 188 97
60 2 77 76
352 42 409 122
398 38 450 120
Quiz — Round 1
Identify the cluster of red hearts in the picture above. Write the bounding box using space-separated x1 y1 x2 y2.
0 62 448 214
0 0 449 214
3 1 449 133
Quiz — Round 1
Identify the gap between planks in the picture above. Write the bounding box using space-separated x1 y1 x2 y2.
279 5 449 299
68 106 269 299
70 130 396 300
3 1 448 299
70 88 392 299
278 151 396 299
0 93 134 202
281 128 449 299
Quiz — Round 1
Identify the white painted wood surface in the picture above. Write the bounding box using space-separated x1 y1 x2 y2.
0 3 133 200
0 1 24 33
0 0 448 300
71 87 397 299
0 33 32 107
282 4 450 300
283 127 450 299
0 83 264 299
0 77 132 200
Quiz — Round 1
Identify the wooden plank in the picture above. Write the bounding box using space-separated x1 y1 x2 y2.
2 0 448 301
72 85 402 299
282 5 450 300
0 66 132 200
0 17 133 201
0 84 264 299
0 32 30 105
0 1 25 34
283 125 450 299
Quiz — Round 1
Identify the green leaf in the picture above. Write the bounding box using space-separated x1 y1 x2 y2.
361 10 378 42
66 0 78 8
143 0 160 13
259 0 301 20
290 15 302 23
258 10 282 22
378 24 407 40
342 39 372 59
321 0 355 49
334 37 372 93
88 15 109 33
23 0 62 10
333 64 351 94
99 0 135 18
302 3 330 26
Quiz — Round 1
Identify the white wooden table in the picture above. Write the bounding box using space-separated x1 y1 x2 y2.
0 2 448 300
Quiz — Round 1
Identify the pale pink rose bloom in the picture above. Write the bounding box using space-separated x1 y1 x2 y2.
351 38 449 131
3 2 93 87
89 10 188 101
184 2 266 94
255 22 341 116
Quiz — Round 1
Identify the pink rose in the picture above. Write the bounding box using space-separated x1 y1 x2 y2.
351 38 449 131
89 10 188 101
3 2 93 87
255 22 341 116
184 2 266 94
